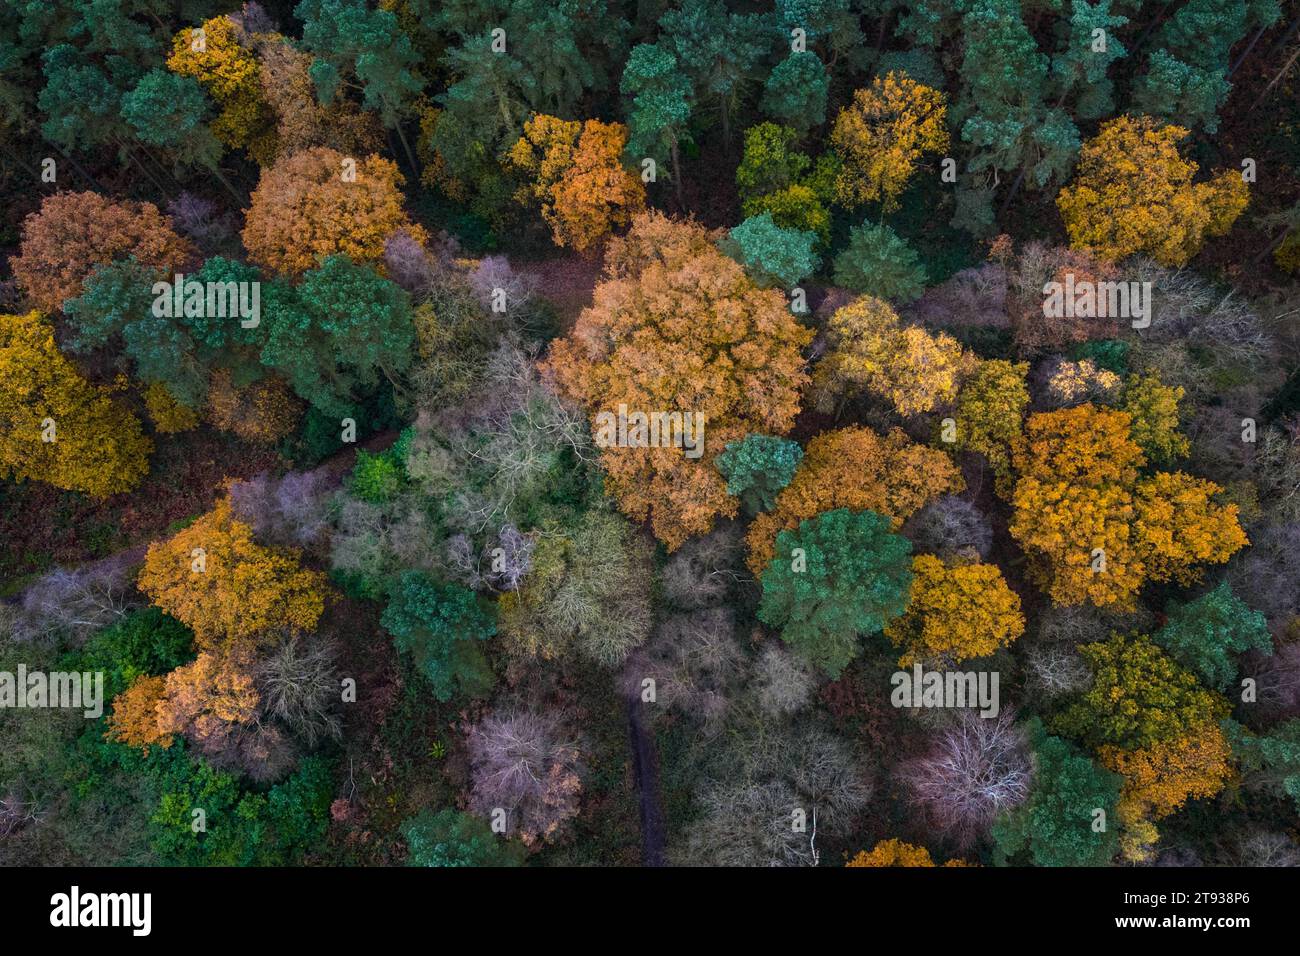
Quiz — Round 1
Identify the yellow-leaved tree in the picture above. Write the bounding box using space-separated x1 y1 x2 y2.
137 497 330 655
1008 405 1246 607
812 296 974 416
1056 115 1248 266
884 554 1024 666
830 72 949 211
0 312 152 497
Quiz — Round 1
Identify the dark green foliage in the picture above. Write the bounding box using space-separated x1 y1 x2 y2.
757 508 913 678
992 719 1122 867
1071 339 1130 375
262 255 415 418
715 434 803 514
66 607 195 700
402 808 526 866
833 222 927 303
381 572 496 702
1226 718 1300 814
1153 581 1273 692
761 52 828 134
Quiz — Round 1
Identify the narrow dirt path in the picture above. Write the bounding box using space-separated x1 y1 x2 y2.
626 695 667 866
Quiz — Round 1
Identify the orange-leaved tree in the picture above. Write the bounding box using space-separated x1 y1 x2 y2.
846 838 969 867
1008 404 1245 607
242 147 427 276
137 497 330 655
506 114 645 252
10 192 195 313
1056 115 1248 266
546 211 813 550
106 675 173 753
0 312 152 496
745 425 963 575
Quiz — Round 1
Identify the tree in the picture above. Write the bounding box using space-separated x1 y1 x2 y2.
1132 0 1279 133
757 508 914 678
747 425 964 575
832 223 928 303
497 511 653 667
761 52 829 134
900 495 993 563
402 809 526 867
260 255 416 417
1153 581 1272 692
1053 634 1231 750
381 572 496 702
620 43 693 202
242 147 427 276
1120 373 1189 464
1056 115 1249 266
884 555 1024 666
120 69 228 182
137 498 330 656
1008 405 1246 607
505 114 645 251
1227 719 1300 815
206 370 302 445
1099 721 1233 862
106 675 172 753
718 213 820 288
1049 0 1129 120
466 708 584 847
545 212 812 550
742 185 831 246
812 295 973 415
830 72 948 212
846 840 953 867
715 434 803 515
900 710 1032 848
11 191 195 313
957 0 1080 196
991 720 1122 867
657 0 772 150
735 123 810 205
0 311 152 497
166 15 276 163
950 359 1030 489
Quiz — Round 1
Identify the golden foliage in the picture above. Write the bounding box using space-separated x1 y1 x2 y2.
884 554 1024 666
156 651 261 743
1056 115 1249 266
507 114 645 251
545 212 812 550
1121 373 1189 463
144 381 200 434
831 72 949 211
813 296 974 416
1101 721 1233 863
1009 405 1244 607
167 16 277 163
0 312 152 497
242 147 428 276
138 498 329 655
746 426 963 575
846 838 969 867
1047 359 1121 404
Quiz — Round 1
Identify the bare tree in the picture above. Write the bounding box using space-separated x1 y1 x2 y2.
898 709 1032 849
466 708 585 847
10 552 140 645
256 634 343 748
